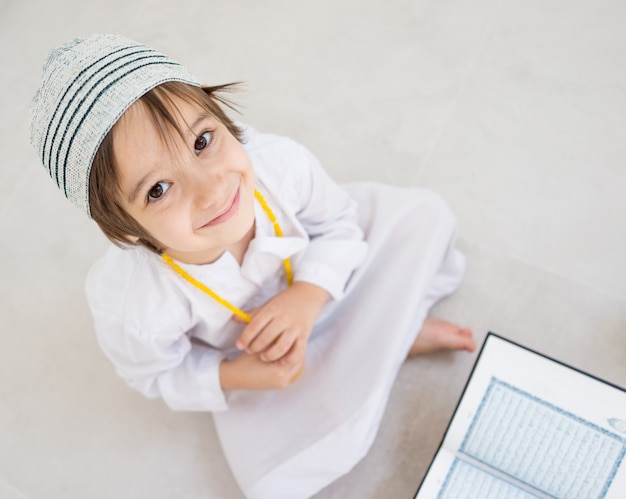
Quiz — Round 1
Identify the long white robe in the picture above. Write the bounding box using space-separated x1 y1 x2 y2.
85 126 465 498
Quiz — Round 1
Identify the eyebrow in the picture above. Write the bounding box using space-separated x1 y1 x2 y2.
189 113 210 133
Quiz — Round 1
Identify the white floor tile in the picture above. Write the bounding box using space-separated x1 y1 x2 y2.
0 480 30 499
2 0 625 497
417 0 626 297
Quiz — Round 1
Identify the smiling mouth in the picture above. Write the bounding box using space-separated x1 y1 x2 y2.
201 188 240 228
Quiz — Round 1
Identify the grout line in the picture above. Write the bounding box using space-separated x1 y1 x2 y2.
411 1 505 186
459 236 626 304
0 477 30 499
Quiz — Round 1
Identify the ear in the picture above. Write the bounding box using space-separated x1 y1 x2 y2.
124 234 140 243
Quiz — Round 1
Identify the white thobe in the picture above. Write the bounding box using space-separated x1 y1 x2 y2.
85 126 465 498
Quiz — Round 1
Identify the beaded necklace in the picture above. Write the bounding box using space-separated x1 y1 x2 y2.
161 188 293 322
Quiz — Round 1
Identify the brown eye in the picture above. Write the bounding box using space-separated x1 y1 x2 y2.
194 131 212 155
147 182 170 202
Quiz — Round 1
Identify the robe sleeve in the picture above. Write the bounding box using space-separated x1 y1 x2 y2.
287 144 368 299
86 251 229 412
98 317 227 412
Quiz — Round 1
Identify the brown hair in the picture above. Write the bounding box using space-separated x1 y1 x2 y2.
88 81 244 253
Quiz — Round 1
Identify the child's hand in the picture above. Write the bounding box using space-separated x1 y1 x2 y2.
219 352 304 391
234 282 329 364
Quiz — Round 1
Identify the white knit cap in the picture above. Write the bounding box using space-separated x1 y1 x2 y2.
29 34 201 217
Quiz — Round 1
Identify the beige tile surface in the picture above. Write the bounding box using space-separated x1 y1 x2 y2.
417 0 626 297
0 479 29 499
2 0 625 498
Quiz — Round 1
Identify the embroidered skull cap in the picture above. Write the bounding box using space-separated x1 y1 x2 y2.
29 34 201 217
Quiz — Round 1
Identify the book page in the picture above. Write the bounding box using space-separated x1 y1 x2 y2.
416 334 626 499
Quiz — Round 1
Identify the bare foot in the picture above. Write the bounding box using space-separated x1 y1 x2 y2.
408 317 475 356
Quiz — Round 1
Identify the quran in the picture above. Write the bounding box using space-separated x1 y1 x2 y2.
415 333 626 499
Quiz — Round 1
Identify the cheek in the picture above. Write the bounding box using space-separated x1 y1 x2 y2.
134 209 178 240
159 210 188 234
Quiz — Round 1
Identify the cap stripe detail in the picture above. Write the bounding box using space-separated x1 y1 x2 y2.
47 50 167 187
59 60 180 196
39 45 145 174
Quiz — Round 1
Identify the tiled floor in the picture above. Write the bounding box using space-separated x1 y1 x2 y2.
2 1 625 498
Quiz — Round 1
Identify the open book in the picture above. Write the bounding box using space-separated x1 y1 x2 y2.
415 333 626 499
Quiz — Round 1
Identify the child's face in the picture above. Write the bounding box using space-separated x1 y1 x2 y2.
112 95 256 264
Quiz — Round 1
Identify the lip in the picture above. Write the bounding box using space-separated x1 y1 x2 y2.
200 188 240 228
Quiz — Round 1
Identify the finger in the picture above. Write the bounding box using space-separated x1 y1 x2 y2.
235 310 269 350
278 338 306 366
232 315 246 324
260 328 300 362
247 320 288 354
276 348 304 371
232 307 259 325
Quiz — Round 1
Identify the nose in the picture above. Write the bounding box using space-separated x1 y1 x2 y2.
185 160 226 210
